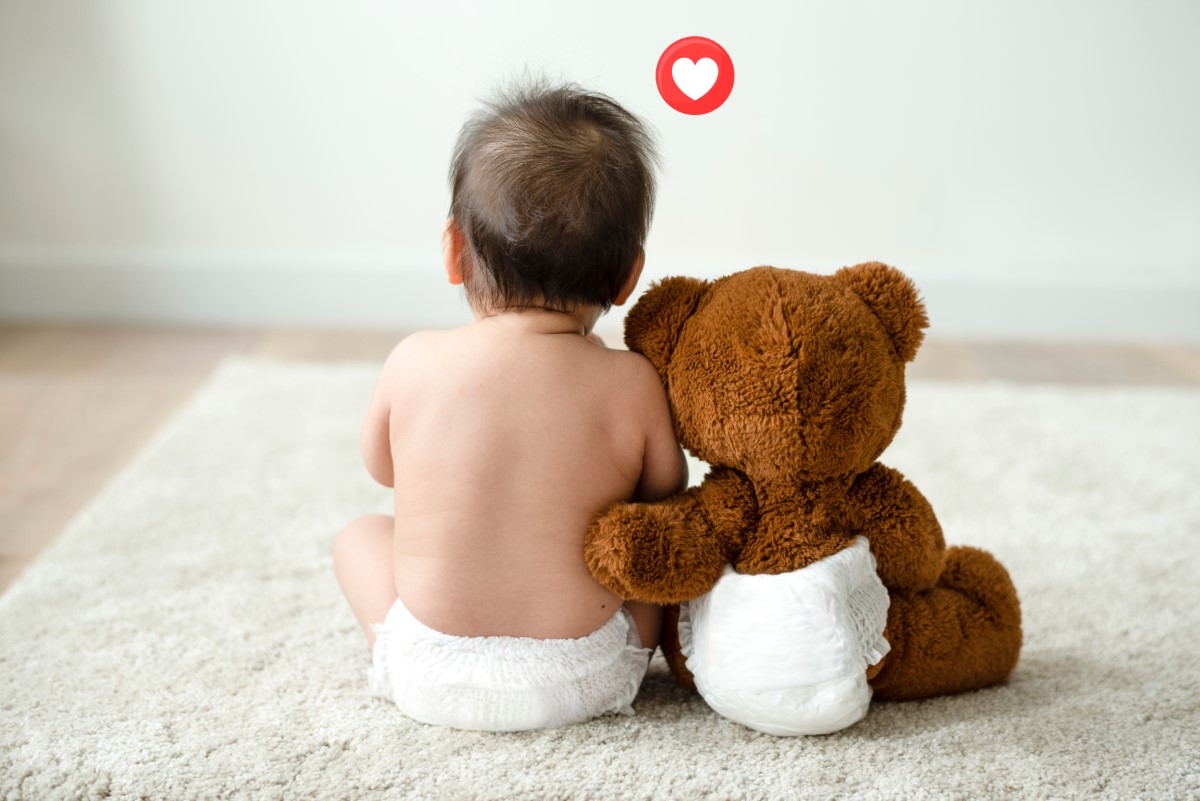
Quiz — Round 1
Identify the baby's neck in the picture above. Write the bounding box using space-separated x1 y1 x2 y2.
475 305 601 336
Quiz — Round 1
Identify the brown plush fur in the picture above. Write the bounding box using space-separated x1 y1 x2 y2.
584 264 1023 701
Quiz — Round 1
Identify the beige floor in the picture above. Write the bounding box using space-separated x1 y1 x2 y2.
2 323 1199 595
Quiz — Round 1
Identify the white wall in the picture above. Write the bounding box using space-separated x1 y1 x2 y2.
1 0 1197 341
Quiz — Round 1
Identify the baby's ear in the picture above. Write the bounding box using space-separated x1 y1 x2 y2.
623 276 710 376
832 262 929 362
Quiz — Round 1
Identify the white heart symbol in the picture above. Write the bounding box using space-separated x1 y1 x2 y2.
671 57 719 101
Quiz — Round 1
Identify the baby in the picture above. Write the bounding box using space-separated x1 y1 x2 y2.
332 83 688 731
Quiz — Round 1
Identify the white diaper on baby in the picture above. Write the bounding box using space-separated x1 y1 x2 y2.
367 596 652 732
677 535 891 736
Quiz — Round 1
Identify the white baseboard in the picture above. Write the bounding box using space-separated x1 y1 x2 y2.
1 251 1198 343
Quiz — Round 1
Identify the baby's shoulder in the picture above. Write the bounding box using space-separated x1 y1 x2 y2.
598 347 669 409
602 346 658 382
395 327 462 358
378 329 445 383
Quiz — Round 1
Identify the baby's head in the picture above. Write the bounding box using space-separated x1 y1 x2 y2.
446 82 658 316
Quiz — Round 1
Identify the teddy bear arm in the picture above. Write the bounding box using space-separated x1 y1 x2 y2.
584 491 728 604
849 463 945 591
692 466 759 562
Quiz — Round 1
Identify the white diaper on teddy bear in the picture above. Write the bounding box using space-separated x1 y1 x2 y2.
677 535 891 736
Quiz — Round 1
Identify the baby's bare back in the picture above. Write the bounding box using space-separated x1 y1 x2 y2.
384 319 671 638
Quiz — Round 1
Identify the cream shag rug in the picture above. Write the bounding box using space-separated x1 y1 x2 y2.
2 357 1198 801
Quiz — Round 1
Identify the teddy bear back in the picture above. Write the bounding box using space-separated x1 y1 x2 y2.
624 263 930 574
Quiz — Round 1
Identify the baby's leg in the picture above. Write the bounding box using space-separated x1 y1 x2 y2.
333 514 398 651
623 600 664 653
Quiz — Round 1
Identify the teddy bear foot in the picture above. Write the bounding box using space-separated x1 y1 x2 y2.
870 546 1023 701
660 604 698 692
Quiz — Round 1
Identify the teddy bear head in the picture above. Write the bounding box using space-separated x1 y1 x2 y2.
624 263 928 484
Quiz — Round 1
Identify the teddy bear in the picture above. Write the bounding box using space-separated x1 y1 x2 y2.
584 263 1023 736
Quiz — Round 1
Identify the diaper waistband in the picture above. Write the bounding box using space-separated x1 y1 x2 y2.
373 595 643 688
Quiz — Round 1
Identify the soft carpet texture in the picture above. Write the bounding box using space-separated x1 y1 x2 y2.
1 356 1197 801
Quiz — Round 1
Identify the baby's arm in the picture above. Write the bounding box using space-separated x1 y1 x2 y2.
632 359 688 502
360 341 406 488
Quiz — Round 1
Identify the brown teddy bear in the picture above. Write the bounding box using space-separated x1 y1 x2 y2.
585 263 1023 735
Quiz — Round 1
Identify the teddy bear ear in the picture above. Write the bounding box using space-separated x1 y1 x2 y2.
623 276 710 375
832 262 929 362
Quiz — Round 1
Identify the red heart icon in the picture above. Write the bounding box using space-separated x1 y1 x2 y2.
656 36 735 115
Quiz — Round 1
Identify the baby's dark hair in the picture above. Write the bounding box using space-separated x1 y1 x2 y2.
448 81 659 313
